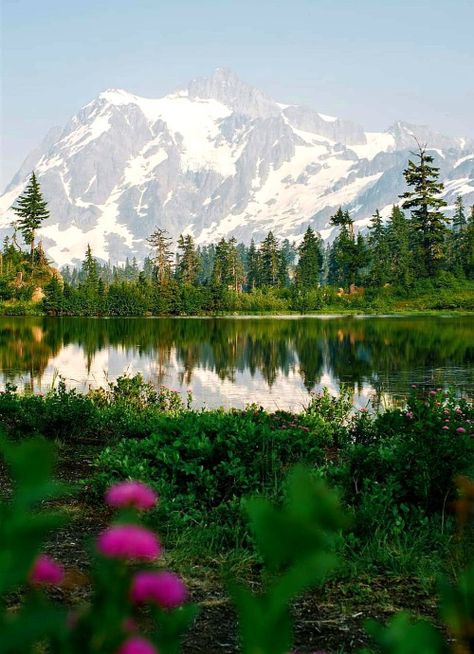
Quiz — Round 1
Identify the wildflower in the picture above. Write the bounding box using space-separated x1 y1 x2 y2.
131 571 187 608
359 407 368 413
97 525 161 561
29 554 64 586
116 636 158 654
456 427 467 434
411 384 417 389
442 426 449 431
106 481 157 511
429 390 437 396
405 411 413 419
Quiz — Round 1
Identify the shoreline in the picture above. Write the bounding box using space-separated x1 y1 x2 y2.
1 308 474 319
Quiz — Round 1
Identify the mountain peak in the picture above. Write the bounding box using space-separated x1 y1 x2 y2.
186 67 279 118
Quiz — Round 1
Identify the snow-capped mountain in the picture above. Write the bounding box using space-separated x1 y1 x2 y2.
1 68 473 266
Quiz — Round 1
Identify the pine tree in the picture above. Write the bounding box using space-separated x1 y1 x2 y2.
367 210 390 286
385 205 413 287
246 239 260 290
80 245 100 314
399 145 448 276
328 208 360 289
147 228 173 284
259 231 280 287
176 234 199 285
12 172 50 263
227 237 245 292
453 196 467 232
295 226 323 288
463 205 474 279
42 275 63 315
449 196 468 274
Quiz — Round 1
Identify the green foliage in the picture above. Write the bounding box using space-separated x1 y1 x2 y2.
231 466 347 654
0 436 197 654
95 408 329 546
400 145 449 276
12 172 50 260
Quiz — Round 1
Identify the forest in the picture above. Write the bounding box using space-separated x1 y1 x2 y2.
1 146 473 316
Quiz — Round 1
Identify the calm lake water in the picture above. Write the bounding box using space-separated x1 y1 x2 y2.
0 315 473 410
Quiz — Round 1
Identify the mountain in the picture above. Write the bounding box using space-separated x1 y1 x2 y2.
1 68 473 266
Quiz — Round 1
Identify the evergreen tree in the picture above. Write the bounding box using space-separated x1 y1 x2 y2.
12 172 50 263
42 275 63 315
399 145 448 276
259 231 280 287
453 195 467 232
227 237 245 292
385 205 413 287
367 210 390 286
80 244 100 313
295 226 323 288
449 196 468 274
328 208 360 289
277 247 290 288
176 234 200 285
246 239 260 290
147 228 173 284
463 205 474 279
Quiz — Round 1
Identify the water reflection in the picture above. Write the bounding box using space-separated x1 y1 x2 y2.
0 316 472 410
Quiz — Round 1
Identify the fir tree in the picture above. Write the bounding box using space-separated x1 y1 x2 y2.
367 210 390 286
399 145 448 276
328 208 360 289
42 275 63 315
385 205 413 287
12 172 50 263
147 228 173 284
246 239 260 290
259 231 280 287
449 196 468 274
453 195 467 232
463 205 474 279
295 226 323 288
176 234 199 285
227 237 245 292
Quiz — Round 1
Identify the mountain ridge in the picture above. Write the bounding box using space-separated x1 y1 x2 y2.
1 68 473 266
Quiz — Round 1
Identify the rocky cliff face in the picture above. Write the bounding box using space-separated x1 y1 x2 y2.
1 68 473 266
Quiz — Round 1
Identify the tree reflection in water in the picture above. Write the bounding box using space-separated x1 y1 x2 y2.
0 316 472 408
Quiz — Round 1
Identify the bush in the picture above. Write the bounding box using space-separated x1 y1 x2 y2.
95 409 329 545
331 388 474 535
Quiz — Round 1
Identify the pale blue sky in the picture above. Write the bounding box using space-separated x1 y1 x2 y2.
2 0 473 188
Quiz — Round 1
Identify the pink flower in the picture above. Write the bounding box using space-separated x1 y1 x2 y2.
456 427 467 434
359 407 368 413
442 426 449 431
116 636 158 654
106 481 157 511
29 554 64 585
429 390 437 396
131 571 187 609
97 525 161 561
405 411 413 419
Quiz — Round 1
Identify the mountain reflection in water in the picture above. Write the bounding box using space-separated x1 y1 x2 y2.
0 316 472 410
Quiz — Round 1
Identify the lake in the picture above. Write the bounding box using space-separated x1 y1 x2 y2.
0 315 472 410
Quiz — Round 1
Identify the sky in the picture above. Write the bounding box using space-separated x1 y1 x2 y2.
1 0 473 189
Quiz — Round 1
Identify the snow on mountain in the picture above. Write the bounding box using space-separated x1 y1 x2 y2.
1 67 473 266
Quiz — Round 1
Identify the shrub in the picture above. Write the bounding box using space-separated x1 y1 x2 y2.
95 409 329 546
